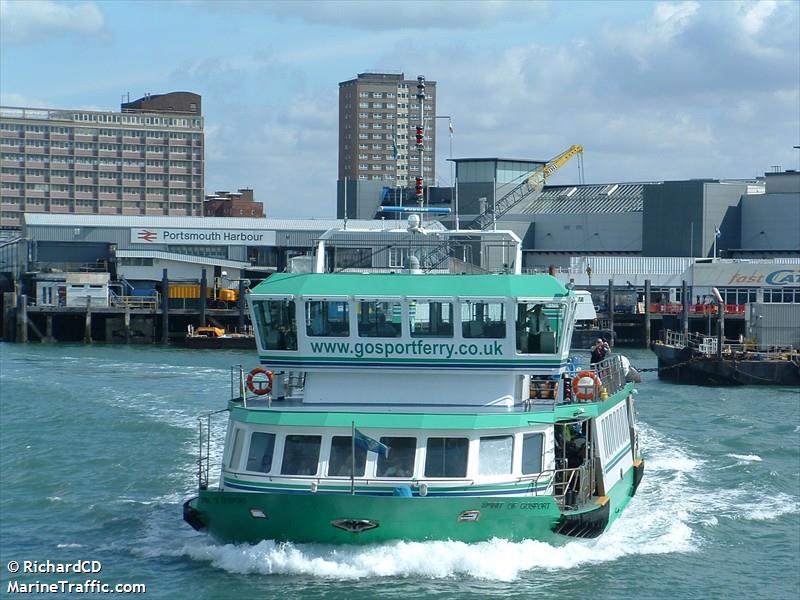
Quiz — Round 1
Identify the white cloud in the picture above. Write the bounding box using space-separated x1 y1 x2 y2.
0 0 105 45
0 91 50 108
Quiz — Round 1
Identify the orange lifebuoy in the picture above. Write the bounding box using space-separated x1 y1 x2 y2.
572 370 601 401
246 367 273 396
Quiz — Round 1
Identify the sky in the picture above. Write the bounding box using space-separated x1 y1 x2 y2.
1 0 798 217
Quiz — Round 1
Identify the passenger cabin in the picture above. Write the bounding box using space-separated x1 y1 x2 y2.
248 273 579 408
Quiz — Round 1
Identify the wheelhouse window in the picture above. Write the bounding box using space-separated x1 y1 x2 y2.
516 302 565 354
246 432 276 474
409 301 453 337
424 437 468 478
376 437 416 477
328 436 367 477
306 300 350 337
521 433 544 474
357 300 402 337
478 435 513 476
253 300 298 351
281 435 322 476
462 301 506 338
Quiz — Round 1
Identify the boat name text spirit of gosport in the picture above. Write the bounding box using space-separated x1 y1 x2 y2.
183 225 644 544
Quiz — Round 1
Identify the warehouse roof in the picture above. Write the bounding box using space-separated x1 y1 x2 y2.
516 182 657 215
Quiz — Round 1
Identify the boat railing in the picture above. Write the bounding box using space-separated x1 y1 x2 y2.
593 354 627 396
196 407 229 491
663 329 795 358
665 329 687 348
532 463 592 509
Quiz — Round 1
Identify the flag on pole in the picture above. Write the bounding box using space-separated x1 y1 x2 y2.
448 120 454 135
714 225 721 239
354 428 389 457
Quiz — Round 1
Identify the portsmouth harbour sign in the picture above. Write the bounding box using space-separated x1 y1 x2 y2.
130 228 276 246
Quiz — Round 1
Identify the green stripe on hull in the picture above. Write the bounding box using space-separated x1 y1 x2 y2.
188 464 640 544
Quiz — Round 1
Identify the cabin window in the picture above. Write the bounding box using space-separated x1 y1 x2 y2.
462 301 506 339
516 302 564 354
409 301 453 337
252 300 297 351
376 437 416 477
280 435 322 476
478 435 513 475
521 433 544 474
357 300 402 338
328 436 367 477
228 428 244 470
424 437 468 478
246 432 276 473
305 300 350 337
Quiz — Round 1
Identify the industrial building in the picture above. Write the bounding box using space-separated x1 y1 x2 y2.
17 213 445 285
0 91 204 230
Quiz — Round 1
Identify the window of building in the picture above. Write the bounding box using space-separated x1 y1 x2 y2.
461 301 506 338
521 433 544 474
253 299 298 350
424 437 468 477
305 300 349 337
335 247 372 269
280 435 321 476
328 436 366 477
479 435 513 475
376 437 416 477
409 301 453 337
245 432 276 473
388 247 409 269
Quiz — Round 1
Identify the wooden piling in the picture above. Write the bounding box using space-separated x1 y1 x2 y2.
199 269 207 327
161 269 169 345
84 298 92 343
681 280 689 338
644 279 651 347
17 293 28 343
607 279 614 346
238 278 246 331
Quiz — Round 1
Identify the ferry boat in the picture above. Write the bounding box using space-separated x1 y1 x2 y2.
183 226 644 544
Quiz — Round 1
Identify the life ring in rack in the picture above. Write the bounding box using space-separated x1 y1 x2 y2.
571 370 601 401
246 368 273 396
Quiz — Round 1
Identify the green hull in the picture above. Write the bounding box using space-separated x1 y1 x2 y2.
185 463 641 544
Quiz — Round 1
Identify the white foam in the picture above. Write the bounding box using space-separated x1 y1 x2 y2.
56 543 84 548
47 496 62 502
726 453 762 463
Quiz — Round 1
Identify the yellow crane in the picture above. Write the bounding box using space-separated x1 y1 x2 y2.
466 144 584 231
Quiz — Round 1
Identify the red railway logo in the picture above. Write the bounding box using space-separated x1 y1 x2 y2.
137 230 158 242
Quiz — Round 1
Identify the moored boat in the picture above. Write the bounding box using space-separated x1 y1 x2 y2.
183 225 644 544
652 329 800 386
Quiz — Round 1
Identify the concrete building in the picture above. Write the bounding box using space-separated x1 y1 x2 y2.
338 72 436 188
735 170 800 257
0 91 204 230
21 213 444 286
204 188 264 218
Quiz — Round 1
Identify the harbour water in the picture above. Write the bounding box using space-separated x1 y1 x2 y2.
1 343 798 599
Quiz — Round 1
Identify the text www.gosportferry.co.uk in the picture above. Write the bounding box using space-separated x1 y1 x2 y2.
309 340 504 359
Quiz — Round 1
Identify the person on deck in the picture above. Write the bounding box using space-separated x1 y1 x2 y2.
590 338 610 365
